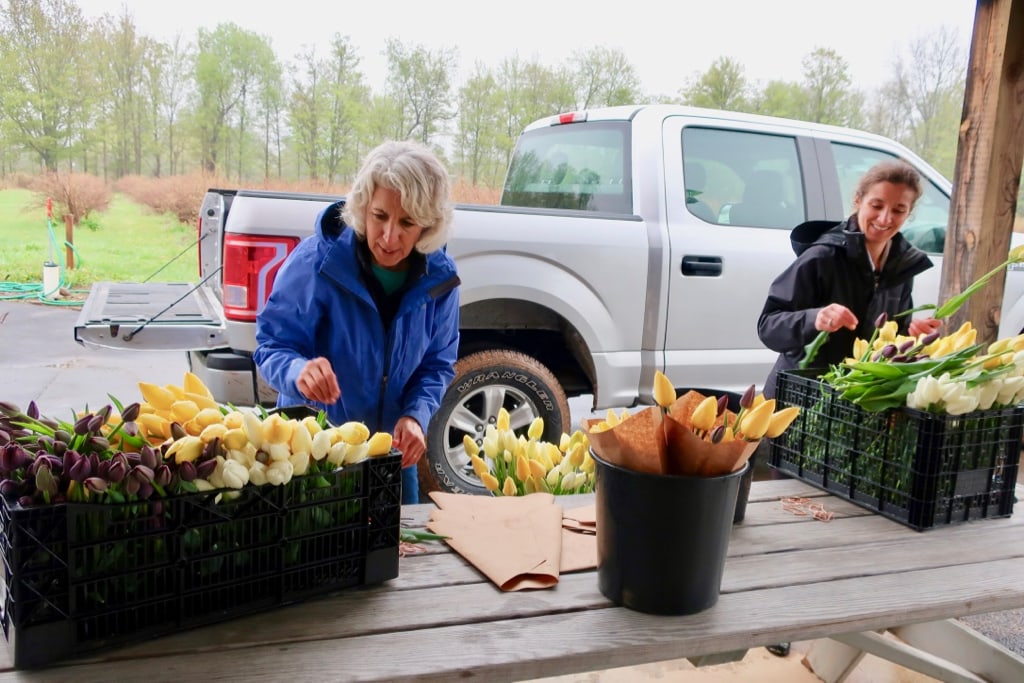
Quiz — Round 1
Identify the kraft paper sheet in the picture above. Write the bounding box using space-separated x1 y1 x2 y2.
427 492 597 591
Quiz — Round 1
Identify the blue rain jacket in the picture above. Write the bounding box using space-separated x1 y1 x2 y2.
254 201 460 435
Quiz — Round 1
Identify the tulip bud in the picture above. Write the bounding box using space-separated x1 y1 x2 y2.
26 401 39 420
73 413 93 436
120 402 141 423
874 312 888 328
177 460 197 482
170 422 188 441
898 339 915 353
124 476 141 496
84 477 108 494
53 429 72 445
139 446 158 470
716 395 729 416
86 435 110 453
153 463 172 488
0 479 22 497
709 425 725 444
920 331 940 347
108 454 129 483
739 384 756 410
87 414 105 434
196 458 218 479
69 457 92 482
880 344 897 359
0 401 22 417
653 370 676 409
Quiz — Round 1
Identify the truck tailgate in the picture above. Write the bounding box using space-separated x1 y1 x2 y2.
74 282 227 351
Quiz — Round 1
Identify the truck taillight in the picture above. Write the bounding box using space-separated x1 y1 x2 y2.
222 235 299 321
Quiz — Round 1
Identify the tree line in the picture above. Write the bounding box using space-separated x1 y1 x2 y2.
0 0 969 189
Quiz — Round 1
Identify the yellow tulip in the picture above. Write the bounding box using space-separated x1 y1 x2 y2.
496 407 511 432
183 371 214 399
367 431 393 457
515 454 531 482
463 434 480 458
765 406 801 438
481 472 499 492
336 421 370 445
470 453 489 479
653 370 676 409
138 382 176 411
690 395 718 433
502 476 517 497
527 416 544 441
528 458 547 480
739 399 775 440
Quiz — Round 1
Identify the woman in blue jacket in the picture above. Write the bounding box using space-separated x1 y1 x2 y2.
254 140 460 504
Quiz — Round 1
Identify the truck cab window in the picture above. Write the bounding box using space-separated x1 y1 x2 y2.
682 127 805 229
830 143 950 254
502 122 631 214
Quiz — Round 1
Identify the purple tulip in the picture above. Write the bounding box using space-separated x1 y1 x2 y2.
920 331 941 347
69 457 92 482
84 477 108 494
86 435 110 453
716 395 729 416
154 463 172 488
0 479 22 497
196 459 218 479
107 454 129 484
73 413 93 436
120 403 141 423
0 401 22 417
86 413 106 434
874 312 888 328
130 465 155 484
139 446 158 470
124 475 141 496
26 401 39 420
177 460 197 482
739 384 756 410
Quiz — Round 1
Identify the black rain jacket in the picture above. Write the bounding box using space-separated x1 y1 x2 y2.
757 216 933 397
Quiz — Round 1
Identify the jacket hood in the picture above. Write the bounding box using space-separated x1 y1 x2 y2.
316 200 348 240
790 220 844 256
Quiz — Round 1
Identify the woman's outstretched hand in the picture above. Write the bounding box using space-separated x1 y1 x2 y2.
296 357 341 404
392 416 425 468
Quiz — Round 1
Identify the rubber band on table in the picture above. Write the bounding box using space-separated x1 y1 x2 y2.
781 496 834 522
399 541 428 557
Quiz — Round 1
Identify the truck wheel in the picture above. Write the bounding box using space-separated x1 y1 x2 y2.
424 350 571 495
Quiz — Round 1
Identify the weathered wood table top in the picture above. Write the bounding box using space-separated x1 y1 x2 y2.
1 479 1022 681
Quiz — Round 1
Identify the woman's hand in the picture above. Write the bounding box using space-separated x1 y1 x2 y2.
817 304 857 333
393 416 425 469
296 357 341 404
909 317 942 338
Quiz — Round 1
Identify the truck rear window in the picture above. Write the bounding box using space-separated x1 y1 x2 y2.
501 122 630 214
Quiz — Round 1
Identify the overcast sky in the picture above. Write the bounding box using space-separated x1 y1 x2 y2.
73 0 978 97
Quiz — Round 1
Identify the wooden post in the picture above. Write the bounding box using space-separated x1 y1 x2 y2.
64 214 74 270
941 0 1024 343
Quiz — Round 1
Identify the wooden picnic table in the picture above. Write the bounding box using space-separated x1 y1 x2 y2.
1 479 1022 682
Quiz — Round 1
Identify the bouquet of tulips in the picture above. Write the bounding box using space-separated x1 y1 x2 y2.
0 372 394 508
821 316 1024 414
465 408 595 496
810 244 1024 415
584 371 800 476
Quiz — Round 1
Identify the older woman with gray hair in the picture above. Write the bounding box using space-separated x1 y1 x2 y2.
255 140 461 504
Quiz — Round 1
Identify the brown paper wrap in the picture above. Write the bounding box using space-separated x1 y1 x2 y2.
582 406 665 474
426 492 597 590
584 392 760 477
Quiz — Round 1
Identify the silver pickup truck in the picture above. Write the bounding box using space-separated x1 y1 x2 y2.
74 103 1024 494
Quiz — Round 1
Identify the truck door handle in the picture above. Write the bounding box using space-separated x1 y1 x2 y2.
681 255 722 276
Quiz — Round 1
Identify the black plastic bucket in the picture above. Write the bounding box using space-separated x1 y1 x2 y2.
593 450 747 615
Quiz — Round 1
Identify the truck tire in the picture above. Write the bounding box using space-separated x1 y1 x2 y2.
423 349 571 495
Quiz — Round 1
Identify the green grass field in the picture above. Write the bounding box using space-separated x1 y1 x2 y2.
0 189 198 302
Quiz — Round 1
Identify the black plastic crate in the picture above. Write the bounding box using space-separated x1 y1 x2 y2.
0 452 401 669
769 370 1021 531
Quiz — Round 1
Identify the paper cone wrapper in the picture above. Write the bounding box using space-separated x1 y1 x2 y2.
663 414 759 476
582 406 665 475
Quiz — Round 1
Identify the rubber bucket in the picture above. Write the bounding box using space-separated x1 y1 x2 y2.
593 450 747 615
